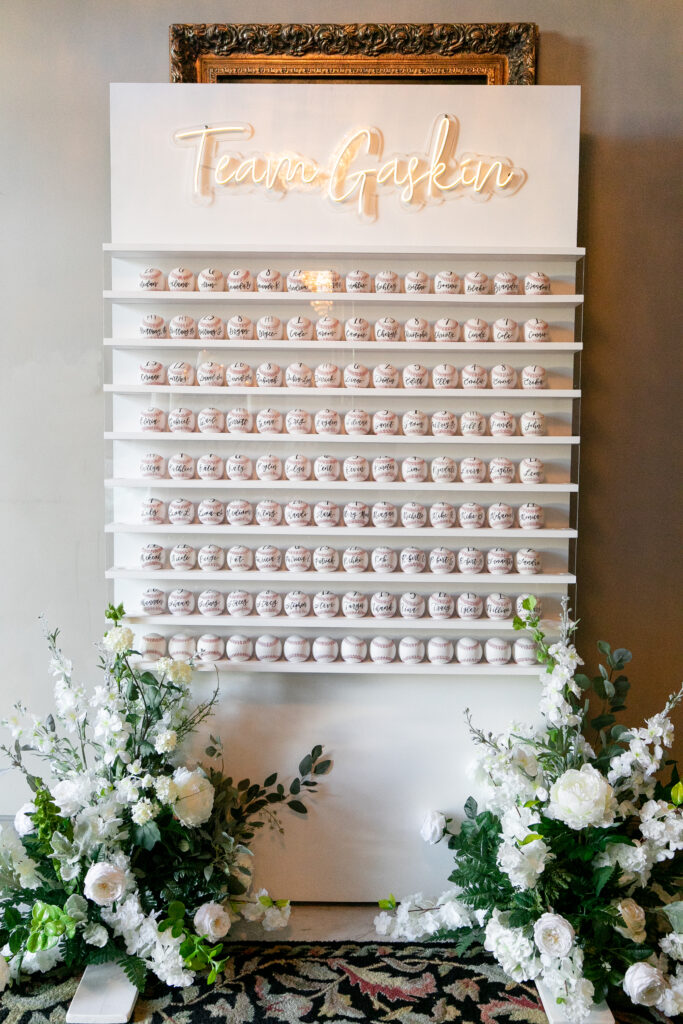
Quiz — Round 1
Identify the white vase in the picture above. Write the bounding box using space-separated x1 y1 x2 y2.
536 981 614 1024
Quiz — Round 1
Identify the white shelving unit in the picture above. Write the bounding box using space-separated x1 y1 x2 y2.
104 245 583 670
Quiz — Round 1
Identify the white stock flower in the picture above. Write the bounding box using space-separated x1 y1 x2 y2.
83 923 109 947
420 810 446 844
103 626 134 654
262 903 291 931
14 802 36 837
172 767 214 827
533 913 575 957
154 729 178 754
547 764 616 830
615 899 647 943
623 962 667 1006
0 954 9 991
83 862 127 906
193 902 231 941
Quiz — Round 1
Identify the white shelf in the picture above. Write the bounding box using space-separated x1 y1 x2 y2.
105 290 584 307
132 657 544 675
107 568 575 583
105 384 580 399
104 338 583 353
105 242 585 259
105 523 575 539
105 480 576 493
124 613 559 632
105 431 580 446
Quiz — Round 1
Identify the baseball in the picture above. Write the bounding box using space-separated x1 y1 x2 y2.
285 453 312 480
138 266 165 290
227 268 254 292
372 455 398 483
493 271 519 295
461 363 488 389
319 269 343 292
374 316 402 342
197 315 226 340
458 502 486 528
401 501 427 528
371 546 398 572
457 592 484 619
284 499 312 526
398 637 425 664
402 363 429 389
227 314 254 340
226 498 254 525
284 635 311 663
492 317 520 343
429 546 456 573
485 637 512 665
427 636 454 664
486 548 514 574
139 313 166 338
168 267 195 291
516 548 542 574
463 318 491 343
287 316 314 341
256 362 283 388
198 407 225 433
225 453 253 480
431 456 457 483
315 362 341 388
197 497 225 526
168 498 194 525
284 591 312 617
432 364 458 389
314 455 341 481
373 409 399 435
342 591 369 618
372 501 398 527
315 409 342 435
168 318 197 341
344 409 371 435
168 588 195 615
519 457 545 484
141 633 166 658
456 636 483 664
316 315 342 341
285 409 312 434
486 593 513 619
345 317 372 342
371 591 397 617
226 635 254 662
197 267 225 291
286 269 309 292
256 268 283 292
404 318 431 343
167 360 195 386
374 270 400 293
428 592 455 619
491 364 518 389
140 407 166 432
513 637 538 665
139 452 165 477
369 365 397 392
518 503 545 529
170 544 197 570
487 502 515 529
313 545 339 572
434 270 461 293
402 409 429 436
464 271 489 294
256 454 283 481
286 362 314 388
312 636 339 662
342 545 369 573
524 271 551 295
196 634 224 662
140 588 165 615
404 270 430 293
520 410 547 436
285 545 312 572
429 501 456 528
344 363 370 389
168 452 195 479
254 499 283 526
400 592 426 619
431 410 458 436
346 269 372 292
197 589 225 616
225 590 254 616
227 545 254 571
225 361 253 387
257 315 283 341
313 590 340 617
139 360 165 386
524 318 550 343
197 454 224 480
489 410 516 436
343 455 370 482
400 546 427 574
488 457 515 484
517 593 542 618
433 318 460 342
370 636 396 663
457 546 484 573
168 633 196 660
256 408 283 434
198 544 225 571
459 456 486 483
341 635 367 663
139 543 163 570
255 591 283 618
522 365 547 389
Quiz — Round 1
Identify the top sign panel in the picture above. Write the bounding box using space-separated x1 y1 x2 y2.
110 84 580 247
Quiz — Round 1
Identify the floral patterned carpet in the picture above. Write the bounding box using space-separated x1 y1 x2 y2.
0 942 671 1024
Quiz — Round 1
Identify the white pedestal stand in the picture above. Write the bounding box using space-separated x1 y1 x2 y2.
536 981 615 1024
66 963 138 1024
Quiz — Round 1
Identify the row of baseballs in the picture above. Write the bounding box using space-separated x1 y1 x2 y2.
139 497 547 530
139 630 539 667
138 358 550 390
138 313 550 344
138 267 554 296
140 453 546 484
137 544 543 575
140 407 548 437
138 587 540 620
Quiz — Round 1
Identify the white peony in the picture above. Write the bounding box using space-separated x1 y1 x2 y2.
172 767 214 827
154 729 178 754
83 862 127 906
83 923 109 947
547 764 616 830
103 626 134 654
193 902 231 941
420 810 446 844
615 899 647 944
623 962 667 1006
533 912 575 957
14 802 36 837
0 954 9 992
52 776 93 817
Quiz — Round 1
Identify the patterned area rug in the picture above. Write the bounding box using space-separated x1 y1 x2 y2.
0 942 671 1023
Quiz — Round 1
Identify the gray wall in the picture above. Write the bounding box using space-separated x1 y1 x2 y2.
2 0 681 815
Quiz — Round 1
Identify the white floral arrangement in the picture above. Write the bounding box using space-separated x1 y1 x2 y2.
376 600 683 1021
0 605 331 994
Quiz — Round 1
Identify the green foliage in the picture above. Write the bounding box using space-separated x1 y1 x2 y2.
105 603 126 624
159 901 229 984
378 893 397 911
26 901 77 952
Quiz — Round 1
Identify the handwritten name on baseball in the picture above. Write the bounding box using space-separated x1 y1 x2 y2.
173 115 525 219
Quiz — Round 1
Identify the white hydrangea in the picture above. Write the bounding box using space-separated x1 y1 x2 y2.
154 729 178 754
484 909 541 982
131 799 158 826
103 626 134 654
0 826 41 890
168 661 193 685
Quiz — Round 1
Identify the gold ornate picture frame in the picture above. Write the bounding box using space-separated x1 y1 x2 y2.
169 23 537 86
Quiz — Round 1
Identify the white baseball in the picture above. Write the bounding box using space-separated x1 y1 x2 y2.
197 453 224 480
431 456 457 483
344 363 370 389
255 591 283 617
493 317 520 343
285 453 312 480
486 548 514 574
257 315 283 341
198 407 225 433
256 268 283 292
371 455 398 483
372 409 399 435
167 359 195 385
433 318 460 342
198 544 225 571
198 589 225 616
313 590 340 617
398 637 425 664
493 271 519 295
458 502 485 528
315 362 341 388
167 407 196 433
139 452 165 477
461 364 488 390
524 271 551 295
287 315 314 341
516 548 542 574
400 501 427 528
374 316 402 342
225 453 253 480
402 410 429 436
371 501 398 527
457 546 485 573
370 591 397 617
434 270 461 293
488 457 515 484
168 267 195 291
226 635 253 662
139 360 165 385
345 317 372 342
284 499 312 526
518 503 545 529
197 315 226 340
370 636 396 663
491 364 518 389
487 502 515 529
346 269 371 292
226 408 254 434
197 634 224 662
516 593 542 618
345 409 371 435
343 455 370 482
283 635 310 663
519 457 545 484
456 636 483 664
427 637 454 664
168 589 195 615
316 315 342 341
314 501 341 527
168 633 196 660
431 410 458 436
485 593 513 619
197 267 225 291
463 318 491 343
457 592 483 619
256 408 283 434
313 545 339 572
429 546 456 574
140 588 165 614
138 266 165 290
168 318 197 341
285 409 312 434
255 362 283 388
485 637 512 665
227 268 254 292
343 501 370 527
225 361 253 387
139 498 165 523
315 409 342 434
464 271 489 294
373 363 400 389
197 498 225 525
170 544 197 570
342 545 369 572
371 546 398 572
524 318 550 343
402 364 429 389
226 498 253 525
284 591 311 617
139 314 166 338
341 635 367 663
139 543 163 570
513 637 538 665
404 270 430 293
313 455 340 482
225 591 254 616
285 545 312 572
400 592 426 619
256 454 283 481
167 498 194 525
286 269 310 292
312 636 339 662
428 592 454 619
254 499 283 526
489 411 517 436
286 362 313 388
429 501 456 528
403 317 431 343
374 270 400 293
227 544 254 571
459 456 486 483
400 546 427 574
432 364 458 389
227 314 254 340
168 452 195 479
522 365 548 389
342 591 369 618
141 633 166 658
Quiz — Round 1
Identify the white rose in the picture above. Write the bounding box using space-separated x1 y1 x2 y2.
14 802 36 837
173 767 214 827
83 862 127 906
547 764 616 830
616 899 647 944
623 962 667 1006
420 810 446 845
0 954 9 992
193 901 231 941
83 923 109 947
533 912 575 957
